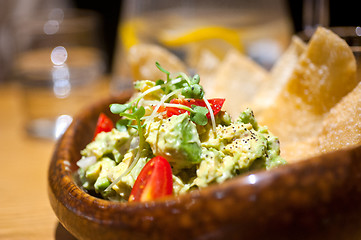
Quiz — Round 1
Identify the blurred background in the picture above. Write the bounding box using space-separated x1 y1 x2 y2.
0 0 359 140
0 0 359 142
0 0 359 239
0 0 359 84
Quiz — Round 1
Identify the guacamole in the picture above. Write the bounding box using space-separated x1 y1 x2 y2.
77 64 286 202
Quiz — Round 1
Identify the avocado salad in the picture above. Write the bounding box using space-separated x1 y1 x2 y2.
76 62 286 202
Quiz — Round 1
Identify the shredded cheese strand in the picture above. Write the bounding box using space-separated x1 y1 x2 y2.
162 103 192 110
176 72 191 82
149 89 181 119
135 85 162 105
105 174 121 192
203 97 217 138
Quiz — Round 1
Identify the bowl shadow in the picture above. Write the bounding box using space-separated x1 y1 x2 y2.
55 222 78 240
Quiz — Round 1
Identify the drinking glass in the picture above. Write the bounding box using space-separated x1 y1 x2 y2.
13 8 106 139
111 0 293 94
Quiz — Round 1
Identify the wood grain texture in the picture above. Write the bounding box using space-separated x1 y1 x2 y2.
0 83 58 240
0 78 110 240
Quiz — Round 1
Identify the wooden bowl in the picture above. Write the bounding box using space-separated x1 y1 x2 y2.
48 92 361 240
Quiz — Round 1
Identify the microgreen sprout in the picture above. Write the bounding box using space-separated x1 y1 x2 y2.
181 74 204 99
106 62 217 191
155 61 170 81
105 104 146 192
155 61 204 99
163 103 209 126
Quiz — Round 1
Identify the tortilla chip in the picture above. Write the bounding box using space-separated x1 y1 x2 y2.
187 39 232 70
286 77 361 162
317 81 361 153
191 47 222 97
281 137 318 163
270 36 307 81
127 44 187 81
252 36 306 115
208 50 270 118
260 27 357 149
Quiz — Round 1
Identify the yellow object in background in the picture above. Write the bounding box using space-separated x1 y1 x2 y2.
120 21 140 50
159 26 244 53
121 22 244 53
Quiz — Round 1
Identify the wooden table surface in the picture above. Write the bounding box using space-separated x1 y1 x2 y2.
0 79 110 240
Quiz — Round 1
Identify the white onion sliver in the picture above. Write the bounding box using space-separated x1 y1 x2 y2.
141 85 161 97
77 156 97 169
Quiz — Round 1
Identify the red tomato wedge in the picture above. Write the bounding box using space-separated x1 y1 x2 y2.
93 113 114 139
159 98 225 118
129 156 173 202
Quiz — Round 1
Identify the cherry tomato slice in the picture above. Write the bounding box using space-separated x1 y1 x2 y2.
129 156 173 202
164 98 225 118
93 113 114 139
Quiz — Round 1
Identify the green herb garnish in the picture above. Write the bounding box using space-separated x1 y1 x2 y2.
105 63 216 191
155 61 204 99
162 103 209 126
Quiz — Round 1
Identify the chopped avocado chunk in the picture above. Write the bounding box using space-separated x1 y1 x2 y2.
145 113 202 171
238 108 259 130
192 108 286 188
95 177 111 192
76 66 287 202
78 157 115 192
85 162 101 183
81 129 131 163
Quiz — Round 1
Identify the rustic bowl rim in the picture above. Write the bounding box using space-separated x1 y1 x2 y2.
48 92 361 239
48 92 302 206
